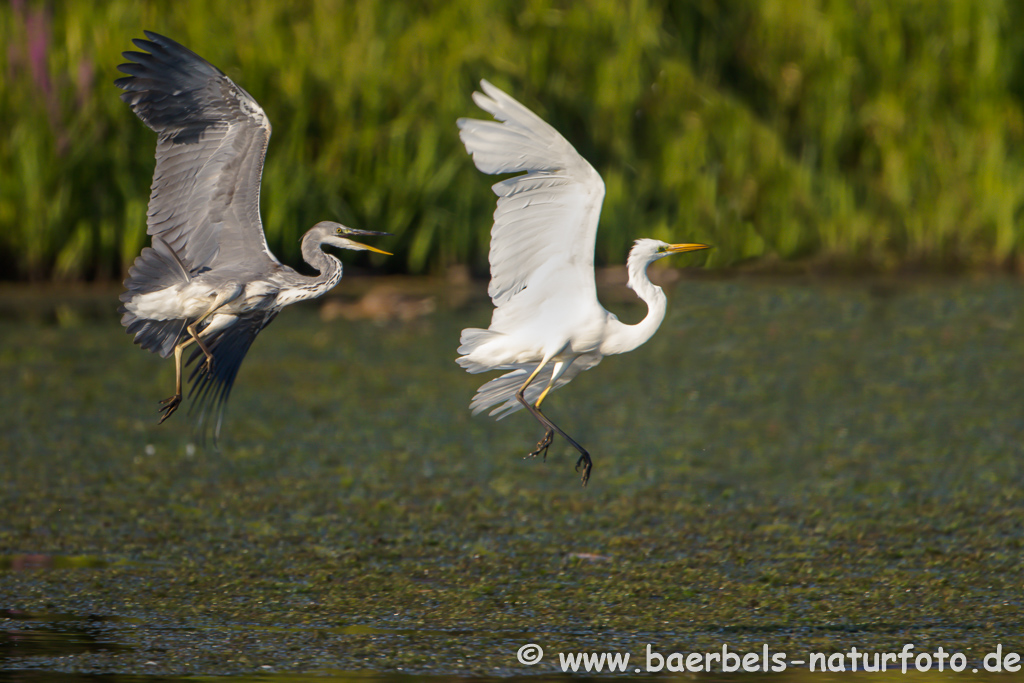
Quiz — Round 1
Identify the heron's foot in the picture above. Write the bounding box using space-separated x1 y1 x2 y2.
527 430 554 461
201 355 215 375
158 394 182 424
574 451 593 487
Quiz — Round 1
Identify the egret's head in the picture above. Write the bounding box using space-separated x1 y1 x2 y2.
312 221 392 255
632 238 711 263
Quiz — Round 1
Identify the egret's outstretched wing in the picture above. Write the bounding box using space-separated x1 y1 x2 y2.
115 31 278 272
457 80 606 308
185 309 278 444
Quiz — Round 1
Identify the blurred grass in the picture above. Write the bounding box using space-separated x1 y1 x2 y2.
4 0 1024 280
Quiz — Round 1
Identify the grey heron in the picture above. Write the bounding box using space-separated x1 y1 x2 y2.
456 80 710 485
116 31 390 442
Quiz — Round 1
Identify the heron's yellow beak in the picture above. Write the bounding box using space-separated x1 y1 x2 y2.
666 243 711 254
352 242 392 256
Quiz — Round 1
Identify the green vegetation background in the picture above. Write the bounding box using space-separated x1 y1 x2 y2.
4 0 1024 281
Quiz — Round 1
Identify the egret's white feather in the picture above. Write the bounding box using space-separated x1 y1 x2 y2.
458 80 605 309
455 80 710 483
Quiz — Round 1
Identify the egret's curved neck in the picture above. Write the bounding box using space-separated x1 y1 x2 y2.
600 251 668 356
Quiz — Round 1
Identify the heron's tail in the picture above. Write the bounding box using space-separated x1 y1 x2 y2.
119 236 191 358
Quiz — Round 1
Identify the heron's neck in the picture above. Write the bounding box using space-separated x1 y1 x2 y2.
284 234 343 304
600 252 667 356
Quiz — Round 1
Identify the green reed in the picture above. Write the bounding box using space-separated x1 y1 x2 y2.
3 0 1024 281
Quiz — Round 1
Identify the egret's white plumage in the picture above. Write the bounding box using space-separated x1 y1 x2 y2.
456 80 710 485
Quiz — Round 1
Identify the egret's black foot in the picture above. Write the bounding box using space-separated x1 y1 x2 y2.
527 430 554 461
158 394 182 424
575 451 593 486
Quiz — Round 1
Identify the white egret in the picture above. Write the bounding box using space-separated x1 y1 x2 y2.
116 32 390 442
456 80 710 485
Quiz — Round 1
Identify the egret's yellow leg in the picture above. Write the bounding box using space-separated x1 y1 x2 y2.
534 375 558 409
525 366 560 460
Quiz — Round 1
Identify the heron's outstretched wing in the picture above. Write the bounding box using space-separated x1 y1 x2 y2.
115 31 279 273
185 309 278 445
457 80 606 308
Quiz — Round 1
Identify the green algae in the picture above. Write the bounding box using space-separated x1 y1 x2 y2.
2 276 1024 677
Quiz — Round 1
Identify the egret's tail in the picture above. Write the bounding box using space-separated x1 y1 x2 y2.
468 364 551 420
119 236 191 358
456 326 534 417
467 352 604 420
456 327 502 373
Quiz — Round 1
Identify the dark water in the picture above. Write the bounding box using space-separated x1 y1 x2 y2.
2 275 1024 678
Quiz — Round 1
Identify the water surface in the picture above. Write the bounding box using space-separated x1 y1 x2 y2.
2 275 1023 677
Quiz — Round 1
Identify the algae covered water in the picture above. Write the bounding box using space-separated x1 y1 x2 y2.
2 275 1024 678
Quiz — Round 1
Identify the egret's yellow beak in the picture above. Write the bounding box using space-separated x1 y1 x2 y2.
666 243 712 254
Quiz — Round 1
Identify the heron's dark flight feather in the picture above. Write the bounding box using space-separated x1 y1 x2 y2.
186 309 278 445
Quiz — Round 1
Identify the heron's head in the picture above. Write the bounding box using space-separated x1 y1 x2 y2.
313 221 392 255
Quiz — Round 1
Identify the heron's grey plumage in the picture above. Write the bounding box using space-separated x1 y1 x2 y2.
116 31 277 274
120 236 190 357
116 32 389 442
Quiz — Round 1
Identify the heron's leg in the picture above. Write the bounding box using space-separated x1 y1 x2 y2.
156 289 240 424
185 319 215 372
158 335 196 424
515 362 592 486
185 298 231 372
183 286 242 373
